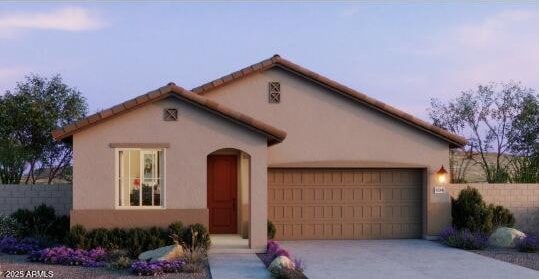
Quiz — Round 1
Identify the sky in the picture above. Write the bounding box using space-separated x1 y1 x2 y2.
0 2 538 120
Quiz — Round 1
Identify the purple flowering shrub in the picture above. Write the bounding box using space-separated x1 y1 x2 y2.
0 237 41 255
517 233 538 253
261 240 281 267
28 246 107 267
131 260 185 276
262 240 307 279
440 226 488 250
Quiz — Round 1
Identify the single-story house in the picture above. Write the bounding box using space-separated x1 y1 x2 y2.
52 55 466 250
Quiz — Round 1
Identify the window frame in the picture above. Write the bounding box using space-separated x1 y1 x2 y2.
114 148 166 209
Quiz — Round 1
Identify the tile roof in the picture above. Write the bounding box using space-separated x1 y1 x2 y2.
52 83 287 145
193 55 467 147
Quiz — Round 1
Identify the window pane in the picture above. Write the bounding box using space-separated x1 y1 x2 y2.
118 149 163 207
130 176 141 206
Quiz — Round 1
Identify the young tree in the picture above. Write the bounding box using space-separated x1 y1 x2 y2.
0 74 87 184
430 82 538 183
508 93 539 182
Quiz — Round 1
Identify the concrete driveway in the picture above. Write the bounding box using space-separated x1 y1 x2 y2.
281 240 538 279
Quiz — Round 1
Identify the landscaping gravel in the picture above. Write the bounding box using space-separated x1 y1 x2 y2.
0 254 211 279
473 248 539 271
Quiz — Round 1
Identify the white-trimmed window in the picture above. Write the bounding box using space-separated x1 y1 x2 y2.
117 149 164 208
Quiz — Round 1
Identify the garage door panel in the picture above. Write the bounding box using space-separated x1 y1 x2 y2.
269 168 422 240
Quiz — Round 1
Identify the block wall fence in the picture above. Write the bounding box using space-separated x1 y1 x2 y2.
0 184 72 216
448 183 539 233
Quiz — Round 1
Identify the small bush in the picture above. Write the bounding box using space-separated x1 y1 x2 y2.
65 225 87 248
262 240 307 279
440 226 488 250
168 222 184 242
107 228 127 250
125 228 151 258
268 220 276 239
262 240 281 267
517 234 538 253
182 224 210 253
489 204 515 229
28 246 107 267
0 236 41 254
10 204 69 242
130 260 184 276
109 255 132 270
275 248 291 258
86 228 111 249
180 247 206 273
451 187 493 234
0 215 18 238
146 227 167 250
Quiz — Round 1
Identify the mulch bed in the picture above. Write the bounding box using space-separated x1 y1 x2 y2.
473 248 539 271
0 254 211 279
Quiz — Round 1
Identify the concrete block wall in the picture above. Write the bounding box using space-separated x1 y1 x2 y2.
0 184 72 216
448 183 539 233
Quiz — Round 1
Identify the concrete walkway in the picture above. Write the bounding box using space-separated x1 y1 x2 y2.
282 239 539 279
209 254 271 279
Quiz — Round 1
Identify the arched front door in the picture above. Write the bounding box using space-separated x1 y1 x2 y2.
207 154 238 234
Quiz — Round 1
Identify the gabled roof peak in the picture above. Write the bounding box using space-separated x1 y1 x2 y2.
52 83 287 145
192 55 467 147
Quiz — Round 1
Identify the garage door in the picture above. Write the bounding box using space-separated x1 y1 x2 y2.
268 168 423 240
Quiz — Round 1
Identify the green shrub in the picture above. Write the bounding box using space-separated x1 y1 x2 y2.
107 228 127 250
65 225 87 248
63 222 210 258
168 221 184 243
125 228 149 257
451 187 493 234
0 214 18 238
489 204 515 229
10 204 69 242
182 223 211 253
268 220 276 239
107 249 132 269
86 228 111 249
146 227 167 250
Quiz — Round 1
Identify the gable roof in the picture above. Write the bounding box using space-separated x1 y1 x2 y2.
193 55 467 148
52 83 287 145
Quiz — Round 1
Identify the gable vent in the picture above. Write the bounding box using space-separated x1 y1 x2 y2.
164 108 178 121
268 82 280 103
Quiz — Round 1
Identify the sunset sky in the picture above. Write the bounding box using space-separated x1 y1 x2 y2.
1 2 538 120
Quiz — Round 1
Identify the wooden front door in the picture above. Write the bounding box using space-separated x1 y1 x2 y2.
207 155 238 234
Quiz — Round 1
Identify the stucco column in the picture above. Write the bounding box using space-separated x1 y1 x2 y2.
249 153 267 250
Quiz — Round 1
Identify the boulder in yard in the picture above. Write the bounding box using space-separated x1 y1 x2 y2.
138 244 184 262
268 256 295 273
489 227 526 248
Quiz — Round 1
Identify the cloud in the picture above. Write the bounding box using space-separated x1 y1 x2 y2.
0 7 105 37
392 9 538 98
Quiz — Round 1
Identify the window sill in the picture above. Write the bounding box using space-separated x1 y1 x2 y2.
115 206 165 210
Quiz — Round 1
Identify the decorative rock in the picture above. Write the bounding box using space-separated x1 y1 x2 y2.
489 227 526 248
268 256 295 273
138 244 184 262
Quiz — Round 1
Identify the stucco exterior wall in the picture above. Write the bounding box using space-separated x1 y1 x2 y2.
73 96 268 249
202 68 452 236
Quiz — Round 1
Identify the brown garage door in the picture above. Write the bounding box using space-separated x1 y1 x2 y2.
268 168 423 240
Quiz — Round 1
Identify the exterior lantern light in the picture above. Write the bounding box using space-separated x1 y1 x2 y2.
436 165 448 185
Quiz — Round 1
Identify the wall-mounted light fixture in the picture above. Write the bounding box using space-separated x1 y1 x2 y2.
436 165 448 185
